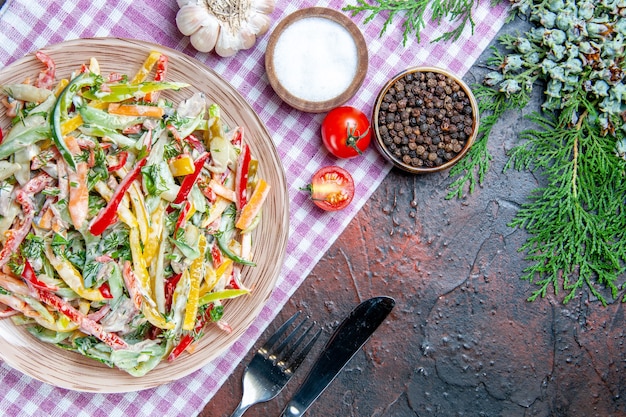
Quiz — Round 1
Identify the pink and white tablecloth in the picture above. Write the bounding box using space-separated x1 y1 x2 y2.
0 0 508 415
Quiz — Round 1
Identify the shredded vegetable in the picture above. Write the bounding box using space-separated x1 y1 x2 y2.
0 50 268 376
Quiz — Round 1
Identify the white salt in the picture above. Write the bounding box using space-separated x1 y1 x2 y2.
272 17 359 103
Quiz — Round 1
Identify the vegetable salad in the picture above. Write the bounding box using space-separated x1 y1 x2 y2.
0 50 270 376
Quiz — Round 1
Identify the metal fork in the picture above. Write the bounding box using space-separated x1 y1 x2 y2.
229 312 321 417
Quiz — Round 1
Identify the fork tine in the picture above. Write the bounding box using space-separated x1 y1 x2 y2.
271 317 309 360
261 311 301 352
287 327 322 372
279 321 316 363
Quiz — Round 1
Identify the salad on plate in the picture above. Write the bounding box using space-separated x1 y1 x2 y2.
0 50 270 376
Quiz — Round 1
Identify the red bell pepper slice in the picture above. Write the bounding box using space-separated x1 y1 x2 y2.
145 55 168 103
211 242 223 268
168 334 193 362
166 124 183 145
89 155 148 236
167 304 214 362
155 55 168 82
235 143 251 210
167 152 210 213
228 276 241 290
166 124 204 152
184 133 205 153
123 124 143 135
164 272 183 313
107 151 128 172
200 182 217 203
35 51 56 90
35 288 128 350
98 282 114 299
22 259 58 292
174 200 191 235
230 127 243 146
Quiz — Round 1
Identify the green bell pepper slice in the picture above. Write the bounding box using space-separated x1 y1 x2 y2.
51 72 99 170
0 94 55 159
81 81 189 103
198 288 249 307
78 105 145 130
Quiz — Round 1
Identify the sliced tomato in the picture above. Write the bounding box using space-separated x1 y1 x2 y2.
305 166 355 211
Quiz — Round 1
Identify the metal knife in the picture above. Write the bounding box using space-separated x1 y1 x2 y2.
280 296 396 417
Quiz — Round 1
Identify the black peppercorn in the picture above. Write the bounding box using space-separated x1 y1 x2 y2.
376 70 475 169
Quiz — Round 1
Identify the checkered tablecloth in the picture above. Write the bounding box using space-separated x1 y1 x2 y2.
0 0 508 415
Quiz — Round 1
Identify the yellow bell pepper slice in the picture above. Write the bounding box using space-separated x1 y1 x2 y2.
44 245 105 302
53 79 69 97
131 51 162 84
89 57 100 75
142 295 173 330
183 234 206 331
198 264 216 297
32 314 77 332
215 258 233 281
119 208 174 330
61 115 84 136
201 196 231 228
143 201 165 265
169 154 195 177
60 101 108 136
199 258 233 298
118 166 149 245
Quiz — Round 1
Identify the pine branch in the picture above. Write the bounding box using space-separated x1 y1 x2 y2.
343 0 505 46
507 111 626 305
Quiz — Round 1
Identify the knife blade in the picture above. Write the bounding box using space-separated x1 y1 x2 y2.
280 296 395 417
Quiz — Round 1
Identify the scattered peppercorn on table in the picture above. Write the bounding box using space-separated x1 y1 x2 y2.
7 1 607 416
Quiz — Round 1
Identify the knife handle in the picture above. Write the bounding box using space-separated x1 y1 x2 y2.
281 403 304 417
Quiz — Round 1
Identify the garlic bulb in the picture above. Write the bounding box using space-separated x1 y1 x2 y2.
176 0 275 57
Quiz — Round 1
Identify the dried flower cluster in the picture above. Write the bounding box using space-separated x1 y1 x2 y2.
486 0 625 138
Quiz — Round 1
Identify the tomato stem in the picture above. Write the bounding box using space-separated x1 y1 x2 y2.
345 122 370 155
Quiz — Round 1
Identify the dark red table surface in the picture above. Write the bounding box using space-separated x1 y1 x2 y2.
201 20 626 417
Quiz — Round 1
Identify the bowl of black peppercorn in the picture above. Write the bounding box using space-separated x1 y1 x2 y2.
372 66 479 173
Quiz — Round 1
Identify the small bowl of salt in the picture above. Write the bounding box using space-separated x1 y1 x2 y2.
265 7 368 113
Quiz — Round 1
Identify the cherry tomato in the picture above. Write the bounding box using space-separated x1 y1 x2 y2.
305 166 355 211
321 106 371 159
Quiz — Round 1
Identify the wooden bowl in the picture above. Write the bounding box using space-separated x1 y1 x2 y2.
265 7 368 113
372 66 479 174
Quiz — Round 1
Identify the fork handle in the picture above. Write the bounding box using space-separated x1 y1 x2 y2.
229 402 251 417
